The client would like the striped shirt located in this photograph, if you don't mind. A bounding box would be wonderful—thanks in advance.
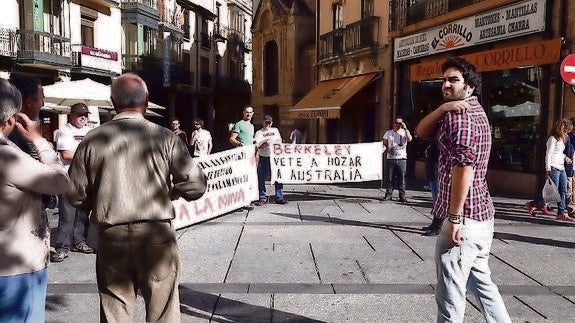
[432,96,494,221]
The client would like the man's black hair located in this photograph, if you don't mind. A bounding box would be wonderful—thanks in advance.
[441,57,481,95]
[9,75,41,100]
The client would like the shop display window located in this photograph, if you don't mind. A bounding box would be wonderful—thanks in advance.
[484,67,542,173]
[408,66,543,174]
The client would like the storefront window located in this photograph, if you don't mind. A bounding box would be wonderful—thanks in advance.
[409,66,543,174]
[484,67,542,173]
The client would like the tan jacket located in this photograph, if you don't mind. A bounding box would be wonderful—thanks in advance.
[0,134,69,276]
[66,111,207,226]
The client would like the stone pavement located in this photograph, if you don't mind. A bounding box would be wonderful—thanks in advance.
[45,182,575,322]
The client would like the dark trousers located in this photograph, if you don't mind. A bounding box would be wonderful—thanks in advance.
[386,159,407,198]
[54,195,90,251]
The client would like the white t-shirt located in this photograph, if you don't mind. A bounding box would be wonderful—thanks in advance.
[191,128,212,157]
[254,127,282,157]
[56,123,91,169]
[382,129,408,160]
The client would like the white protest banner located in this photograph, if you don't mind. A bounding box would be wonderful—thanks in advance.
[173,145,258,229]
[271,142,383,184]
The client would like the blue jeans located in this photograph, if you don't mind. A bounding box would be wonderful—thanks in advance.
[386,159,407,197]
[0,268,47,323]
[549,168,567,214]
[54,195,90,251]
[435,218,511,323]
[257,156,283,201]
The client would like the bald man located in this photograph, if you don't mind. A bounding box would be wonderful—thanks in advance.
[66,73,207,322]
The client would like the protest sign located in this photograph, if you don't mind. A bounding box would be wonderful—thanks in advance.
[173,145,258,229]
[271,142,383,184]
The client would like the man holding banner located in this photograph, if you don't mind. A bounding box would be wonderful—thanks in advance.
[254,115,287,205]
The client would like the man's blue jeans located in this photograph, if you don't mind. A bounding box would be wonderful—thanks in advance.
[435,218,511,323]
[257,156,283,201]
[0,268,47,322]
[386,159,407,198]
[549,168,567,214]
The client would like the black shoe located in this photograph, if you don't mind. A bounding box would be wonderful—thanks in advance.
[382,193,392,201]
[398,196,408,203]
[421,225,432,231]
[276,199,288,205]
[423,228,440,236]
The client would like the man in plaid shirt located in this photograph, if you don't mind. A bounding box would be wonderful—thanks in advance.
[416,57,511,323]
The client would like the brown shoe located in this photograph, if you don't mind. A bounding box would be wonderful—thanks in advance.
[255,199,267,206]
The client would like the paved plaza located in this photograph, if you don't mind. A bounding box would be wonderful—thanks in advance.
[46,182,575,322]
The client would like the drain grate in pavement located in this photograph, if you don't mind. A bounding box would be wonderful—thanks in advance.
[339,198,374,203]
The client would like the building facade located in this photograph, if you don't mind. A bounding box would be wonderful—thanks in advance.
[284,0,391,144]
[251,0,316,138]
[389,0,575,196]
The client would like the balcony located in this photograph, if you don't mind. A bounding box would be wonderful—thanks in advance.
[344,16,379,53]
[213,23,228,42]
[17,30,72,67]
[158,4,183,34]
[121,0,159,29]
[0,27,18,57]
[389,0,482,31]
[71,44,121,75]
[319,28,344,61]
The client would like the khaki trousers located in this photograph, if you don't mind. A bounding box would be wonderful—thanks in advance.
[96,220,180,323]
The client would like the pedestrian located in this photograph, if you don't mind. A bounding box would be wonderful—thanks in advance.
[66,73,207,322]
[564,118,575,215]
[382,116,412,202]
[229,105,256,209]
[416,57,511,322]
[289,121,304,144]
[9,75,58,209]
[421,140,443,236]
[0,79,70,322]
[544,118,574,221]
[51,103,94,262]
[189,118,212,157]
[171,118,188,143]
[254,115,287,205]
[229,105,255,148]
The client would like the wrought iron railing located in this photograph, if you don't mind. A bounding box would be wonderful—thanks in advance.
[319,28,344,61]
[121,0,157,10]
[214,23,228,41]
[344,16,379,52]
[389,0,483,31]
[18,30,71,57]
[0,27,18,57]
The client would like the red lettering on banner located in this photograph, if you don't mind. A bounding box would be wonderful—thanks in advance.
[304,145,312,154]
[178,203,192,221]
[274,144,283,155]
[217,188,245,208]
[294,145,302,153]
[194,197,214,215]
[314,145,321,155]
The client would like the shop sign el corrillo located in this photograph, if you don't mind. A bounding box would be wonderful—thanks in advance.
[394,0,546,62]
[409,38,562,81]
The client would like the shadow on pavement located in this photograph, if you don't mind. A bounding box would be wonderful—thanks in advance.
[179,286,325,322]
[494,232,575,249]
[270,211,423,234]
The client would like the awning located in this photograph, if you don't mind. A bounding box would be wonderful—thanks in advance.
[291,72,381,119]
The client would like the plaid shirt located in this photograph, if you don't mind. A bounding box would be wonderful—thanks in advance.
[432,96,495,221]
